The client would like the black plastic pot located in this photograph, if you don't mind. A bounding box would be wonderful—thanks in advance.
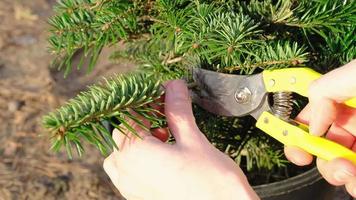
[253,167,349,200]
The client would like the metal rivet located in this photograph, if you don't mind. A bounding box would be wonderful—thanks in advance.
[264,117,269,124]
[235,87,252,104]
[290,76,296,84]
[269,79,275,87]
[282,130,288,136]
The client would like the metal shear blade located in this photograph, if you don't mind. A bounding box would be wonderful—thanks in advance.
[190,68,270,119]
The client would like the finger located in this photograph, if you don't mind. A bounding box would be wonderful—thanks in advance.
[307,60,356,136]
[126,110,151,133]
[284,146,313,166]
[295,104,311,124]
[103,153,121,188]
[149,94,165,118]
[345,178,356,198]
[308,96,337,136]
[164,80,202,146]
[124,110,152,145]
[325,123,355,149]
[287,105,315,166]
[317,158,356,186]
[112,128,128,152]
[316,60,356,101]
[147,95,170,142]
[113,113,151,151]
[151,127,170,142]
[334,104,356,135]
[352,142,356,152]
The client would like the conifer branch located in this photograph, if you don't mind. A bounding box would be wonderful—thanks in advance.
[238,137,287,171]
[48,0,139,76]
[324,25,356,64]
[243,0,356,38]
[221,41,308,73]
[285,0,356,31]
[43,73,164,158]
[241,0,296,25]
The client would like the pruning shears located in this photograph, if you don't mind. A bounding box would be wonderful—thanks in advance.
[190,67,356,165]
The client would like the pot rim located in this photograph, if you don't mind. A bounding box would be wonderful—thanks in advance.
[252,167,322,198]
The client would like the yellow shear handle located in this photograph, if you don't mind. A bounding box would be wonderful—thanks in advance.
[260,68,356,164]
[263,68,356,108]
[256,112,356,165]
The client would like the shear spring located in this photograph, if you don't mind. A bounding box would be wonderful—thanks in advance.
[272,92,293,121]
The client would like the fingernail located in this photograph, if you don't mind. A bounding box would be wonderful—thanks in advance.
[289,156,304,166]
[334,170,355,182]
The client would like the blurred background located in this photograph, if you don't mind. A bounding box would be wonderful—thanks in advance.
[0,0,129,199]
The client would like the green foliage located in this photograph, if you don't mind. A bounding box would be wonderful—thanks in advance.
[243,0,356,37]
[239,137,287,171]
[324,25,356,65]
[48,0,139,76]
[45,0,356,171]
[220,41,308,73]
[43,73,164,158]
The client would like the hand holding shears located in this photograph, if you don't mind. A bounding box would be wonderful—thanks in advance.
[190,67,356,165]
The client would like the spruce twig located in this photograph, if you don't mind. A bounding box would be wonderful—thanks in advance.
[43,73,164,158]
[221,41,308,73]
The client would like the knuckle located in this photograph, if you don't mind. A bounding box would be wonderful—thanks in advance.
[103,160,110,172]
[350,59,356,66]
[103,154,114,172]
[308,79,321,100]
[316,159,345,186]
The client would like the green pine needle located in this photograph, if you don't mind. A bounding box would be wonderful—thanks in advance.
[48,0,138,76]
[43,73,164,157]
[220,41,309,73]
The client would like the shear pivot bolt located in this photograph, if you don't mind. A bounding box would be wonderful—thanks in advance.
[235,87,252,104]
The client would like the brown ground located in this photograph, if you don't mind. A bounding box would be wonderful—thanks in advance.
[0,1,132,199]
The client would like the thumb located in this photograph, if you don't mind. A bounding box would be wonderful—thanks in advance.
[164,80,203,146]
[309,96,337,136]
